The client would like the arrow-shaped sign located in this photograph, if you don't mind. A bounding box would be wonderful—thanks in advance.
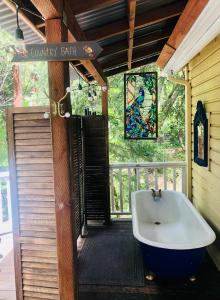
[12,42,103,62]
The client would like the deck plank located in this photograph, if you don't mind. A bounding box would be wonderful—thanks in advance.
[0,234,16,300]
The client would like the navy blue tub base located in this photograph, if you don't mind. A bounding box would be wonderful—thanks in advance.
[141,243,206,279]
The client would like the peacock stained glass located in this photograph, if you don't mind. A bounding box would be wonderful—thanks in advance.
[124,72,158,139]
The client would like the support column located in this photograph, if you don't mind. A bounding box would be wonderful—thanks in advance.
[46,18,77,300]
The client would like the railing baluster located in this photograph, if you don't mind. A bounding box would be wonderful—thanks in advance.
[136,168,140,190]
[119,169,123,212]
[164,167,167,190]
[173,168,176,191]
[110,168,115,213]
[128,168,132,213]
[182,166,186,194]
[145,168,149,190]
[154,168,158,190]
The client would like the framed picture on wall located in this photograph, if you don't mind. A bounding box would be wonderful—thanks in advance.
[193,100,208,167]
[124,72,158,139]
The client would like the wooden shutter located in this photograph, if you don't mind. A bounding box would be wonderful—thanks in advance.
[69,116,84,239]
[83,116,110,224]
[7,107,60,300]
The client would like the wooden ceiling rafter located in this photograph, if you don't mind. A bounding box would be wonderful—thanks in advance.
[31,0,107,85]
[157,0,209,68]
[127,0,136,70]
[84,0,186,41]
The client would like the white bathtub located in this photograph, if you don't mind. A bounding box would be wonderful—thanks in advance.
[131,190,216,278]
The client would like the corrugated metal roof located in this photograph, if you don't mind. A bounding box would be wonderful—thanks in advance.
[76,0,126,31]
[98,33,127,48]
[134,16,178,38]
[0,0,43,44]
[136,0,178,15]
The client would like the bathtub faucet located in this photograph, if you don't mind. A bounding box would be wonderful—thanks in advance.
[151,189,162,201]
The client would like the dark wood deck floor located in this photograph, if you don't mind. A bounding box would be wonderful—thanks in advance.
[78,221,220,300]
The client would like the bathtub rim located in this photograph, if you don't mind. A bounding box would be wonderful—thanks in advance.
[131,190,216,250]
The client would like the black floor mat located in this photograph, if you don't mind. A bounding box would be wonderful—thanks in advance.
[78,226,145,287]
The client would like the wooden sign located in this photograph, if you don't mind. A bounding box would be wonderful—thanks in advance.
[12,42,103,62]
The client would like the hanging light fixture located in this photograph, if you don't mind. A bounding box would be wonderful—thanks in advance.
[15,4,26,52]
[78,76,82,90]
[93,88,97,100]
[88,90,92,101]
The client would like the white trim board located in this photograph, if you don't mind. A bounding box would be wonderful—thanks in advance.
[164,0,220,74]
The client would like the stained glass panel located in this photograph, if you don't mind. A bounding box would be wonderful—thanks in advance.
[124,72,158,139]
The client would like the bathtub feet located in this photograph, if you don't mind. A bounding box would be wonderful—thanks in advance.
[189,275,197,282]
[145,272,156,281]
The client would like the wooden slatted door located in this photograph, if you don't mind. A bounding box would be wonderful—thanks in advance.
[83,116,111,224]
[6,107,60,300]
[69,116,84,240]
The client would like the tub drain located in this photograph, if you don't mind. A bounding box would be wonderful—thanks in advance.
[154,222,161,225]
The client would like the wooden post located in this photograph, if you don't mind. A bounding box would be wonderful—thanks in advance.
[12,64,22,107]
[102,86,108,116]
[46,18,77,300]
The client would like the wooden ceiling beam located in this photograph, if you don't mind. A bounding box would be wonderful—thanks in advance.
[100,27,171,58]
[101,44,162,70]
[127,0,136,70]
[72,0,120,15]
[85,0,186,41]
[31,0,107,85]
[157,0,208,68]
[104,56,157,77]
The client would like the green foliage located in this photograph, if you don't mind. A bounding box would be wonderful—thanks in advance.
[21,61,48,107]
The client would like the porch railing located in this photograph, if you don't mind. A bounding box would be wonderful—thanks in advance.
[110,161,186,217]
[0,171,12,235]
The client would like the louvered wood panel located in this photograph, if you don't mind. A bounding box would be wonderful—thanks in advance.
[6,107,60,300]
[69,116,84,239]
[83,116,110,224]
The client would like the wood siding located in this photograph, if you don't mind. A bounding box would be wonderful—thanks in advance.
[189,35,220,270]
[7,107,60,299]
